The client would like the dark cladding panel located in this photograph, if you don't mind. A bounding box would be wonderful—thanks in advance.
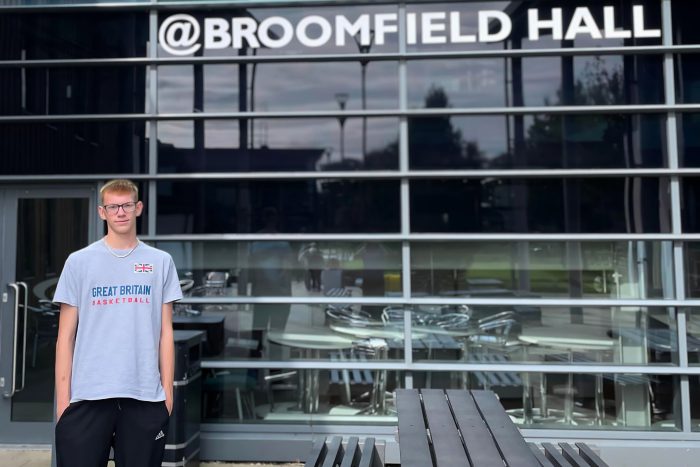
[157,119,399,172]
[408,55,664,109]
[0,67,146,116]
[0,122,147,175]
[411,177,670,233]
[408,113,666,170]
[157,180,400,234]
[0,12,147,60]
[157,62,398,113]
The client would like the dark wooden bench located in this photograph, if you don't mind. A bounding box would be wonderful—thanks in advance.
[396,389,608,467]
[305,435,383,467]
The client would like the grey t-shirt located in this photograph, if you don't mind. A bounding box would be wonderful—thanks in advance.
[53,239,183,403]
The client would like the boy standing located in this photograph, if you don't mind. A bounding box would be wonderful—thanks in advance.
[54,179,182,467]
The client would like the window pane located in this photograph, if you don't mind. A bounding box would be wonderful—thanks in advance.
[411,305,677,365]
[411,178,670,233]
[157,180,400,234]
[408,55,663,108]
[158,62,398,113]
[408,113,666,170]
[172,303,405,363]
[682,178,700,232]
[0,67,146,116]
[406,1,662,52]
[157,119,399,172]
[201,366,402,425]
[0,122,147,175]
[411,241,673,299]
[686,309,700,368]
[154,240,402,298]
[0,12,147,59]
[679,114,700,167]
[675,55,700,104]
[673,0,700,45]
[421,370,677,431]
[687,246,700,298]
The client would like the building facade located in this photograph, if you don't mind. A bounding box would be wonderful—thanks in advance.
[1,0,700,464]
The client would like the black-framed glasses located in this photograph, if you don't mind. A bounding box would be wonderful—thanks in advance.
[101,201,138,215]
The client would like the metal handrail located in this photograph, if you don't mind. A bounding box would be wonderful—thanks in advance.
[3,284,20,398]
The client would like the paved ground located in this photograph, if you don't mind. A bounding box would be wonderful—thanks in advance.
[0,447,302,467]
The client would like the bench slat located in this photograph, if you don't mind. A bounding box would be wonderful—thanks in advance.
[542,442,573,467]
[421,389,470,467]
[358,437,379,467]
[340,437,360,467]
[396,389,434,467]
[575,443,609,467]
[528,443,555,467]
[305,438,327,467]
[559,443,590,467]
[321,436,344,467]
[471,390,541,467]
[447,389,504,467]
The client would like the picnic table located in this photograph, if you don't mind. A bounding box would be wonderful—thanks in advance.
[396,388,609,467]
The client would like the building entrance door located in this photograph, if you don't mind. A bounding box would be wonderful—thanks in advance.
[0,186,95,443]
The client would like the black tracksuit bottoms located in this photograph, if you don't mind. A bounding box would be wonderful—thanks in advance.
[55,398,170,467]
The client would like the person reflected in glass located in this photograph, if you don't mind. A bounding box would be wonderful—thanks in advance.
[299,242,324,292]
[249,207,293,332]
[358,242,387,297]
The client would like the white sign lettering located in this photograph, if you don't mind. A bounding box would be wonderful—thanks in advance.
[158,6,661,55]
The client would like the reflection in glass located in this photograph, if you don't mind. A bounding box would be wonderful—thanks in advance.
[680,311,700,428]
[158,62,398,113]
[692,377,700,431]
[155,241,401,299]
[676,55,700,105]
[0,122,147,175]
[411,241,673,299]
[408,55,663,109]
[12,198,89,422]
[673,1,700,45]
[682,178,700,232]
[0,12,147,59]
[407,110,665,169]
[419,371,677,431]
[157,119,399,172]
[201,366,401,424]
[171,302,404,422]
[412,305,677,365]
[679,114,700,167]
[157,180,400,234]
[687,246,700,298]
[0,67,146,116]
[411,177,670,233]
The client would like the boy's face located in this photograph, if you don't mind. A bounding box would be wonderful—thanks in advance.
[98,191,143,236]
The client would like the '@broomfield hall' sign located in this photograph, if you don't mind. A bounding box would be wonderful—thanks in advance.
[158,5,660,56]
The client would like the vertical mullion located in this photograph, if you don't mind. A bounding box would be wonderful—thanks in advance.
[148,7,158,236]
[398,2,413,388]
[662,0,691,433]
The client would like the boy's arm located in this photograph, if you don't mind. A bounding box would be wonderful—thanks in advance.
[55,303,78,421]
[160,302,175,414]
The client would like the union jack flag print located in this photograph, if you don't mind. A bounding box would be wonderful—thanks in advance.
[134,263,154,273]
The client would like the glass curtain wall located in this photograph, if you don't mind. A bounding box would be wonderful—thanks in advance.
[2,0,700,437]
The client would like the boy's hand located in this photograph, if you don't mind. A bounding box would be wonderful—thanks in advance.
[56,400,70,421]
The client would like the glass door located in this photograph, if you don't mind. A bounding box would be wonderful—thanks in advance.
[0,186,95,443]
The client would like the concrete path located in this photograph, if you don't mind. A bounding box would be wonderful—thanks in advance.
[0,447,303,467]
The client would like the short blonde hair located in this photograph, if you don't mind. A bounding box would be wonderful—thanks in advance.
[100,179,139,204]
